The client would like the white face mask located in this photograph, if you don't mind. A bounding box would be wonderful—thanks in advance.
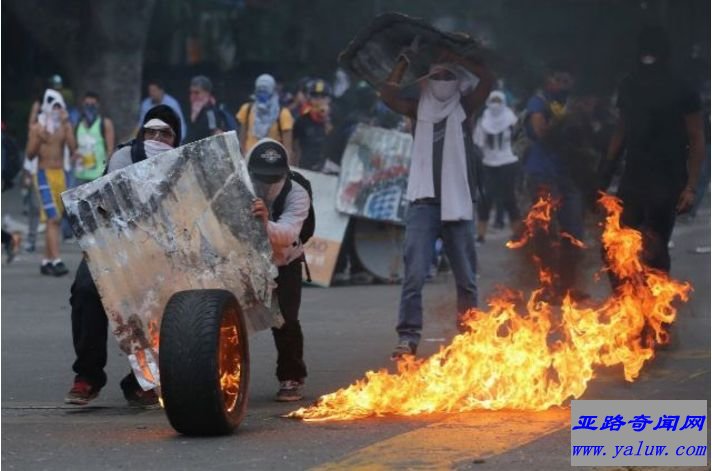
[641,55,657,65]
[144,140,174,159]
[488,102,504,116]
[429,79,458,101]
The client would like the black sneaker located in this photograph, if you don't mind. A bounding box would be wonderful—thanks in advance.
[65,379,101,405]
[123,388,160,409]
[51,261,69,277]
[40,262,53,276]
[390,340,417,360]
[275,380,304,402]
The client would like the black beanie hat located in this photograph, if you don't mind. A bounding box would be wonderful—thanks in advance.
[142,104,182,146]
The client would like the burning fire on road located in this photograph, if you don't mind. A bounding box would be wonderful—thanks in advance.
[289,194,691,421]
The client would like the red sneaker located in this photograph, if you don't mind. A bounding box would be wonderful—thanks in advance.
[65,379,100,405]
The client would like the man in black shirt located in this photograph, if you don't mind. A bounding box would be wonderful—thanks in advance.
[600,26,705,276]
[293,79,332,171]
[185,75,222,144]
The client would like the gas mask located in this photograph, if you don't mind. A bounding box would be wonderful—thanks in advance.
[429,79,458,101]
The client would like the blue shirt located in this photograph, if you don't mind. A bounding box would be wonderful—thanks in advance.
[138,94,186,143]
[523,94,561,178]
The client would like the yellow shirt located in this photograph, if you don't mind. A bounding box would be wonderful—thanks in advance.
[236,103,294,151]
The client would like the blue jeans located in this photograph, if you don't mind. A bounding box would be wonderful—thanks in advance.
[397,203,478,345]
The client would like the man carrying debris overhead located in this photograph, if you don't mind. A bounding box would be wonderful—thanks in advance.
[379,46,493,359]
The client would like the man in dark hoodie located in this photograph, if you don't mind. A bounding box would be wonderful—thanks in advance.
[65,105,182,407]
[599,26,705,279]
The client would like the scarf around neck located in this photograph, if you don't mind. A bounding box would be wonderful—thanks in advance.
[407,73,473,221]
[252,94,280,139]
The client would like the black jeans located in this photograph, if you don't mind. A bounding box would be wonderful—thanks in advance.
[614,187,679,275]
[272,257,307,382]
[70,259,138,393]
[70,259,109,389]
[334,219,367,274]
[477,163,521,223]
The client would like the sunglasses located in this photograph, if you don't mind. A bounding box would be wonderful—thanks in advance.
[144,128,175,141]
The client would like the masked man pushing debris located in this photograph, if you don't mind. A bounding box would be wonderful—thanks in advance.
[248,138,314,401]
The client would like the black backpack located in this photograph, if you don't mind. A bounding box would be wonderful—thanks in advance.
[271,170,315,244]
[217,103,238,131]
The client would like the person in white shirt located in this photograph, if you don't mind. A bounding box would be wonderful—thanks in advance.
[473,90,522,243]
[248,138,311,401]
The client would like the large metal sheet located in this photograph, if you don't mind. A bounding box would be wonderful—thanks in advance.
[61,131,279,390]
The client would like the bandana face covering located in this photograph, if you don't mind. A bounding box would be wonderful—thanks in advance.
[488,102,504,116]
[251,175,285,203]
[255,90,271,104]
[429,79,458,101]
[143,139,174,159]
[83,104,98,125]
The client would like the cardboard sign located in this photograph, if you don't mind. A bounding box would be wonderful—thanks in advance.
[336,124,412,224]
[299,169,350,287]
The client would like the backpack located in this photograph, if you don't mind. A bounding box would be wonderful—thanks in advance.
[271,170,315,245]
[217,103,238,132]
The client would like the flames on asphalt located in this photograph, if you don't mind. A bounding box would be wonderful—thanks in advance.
[289,194,691,421]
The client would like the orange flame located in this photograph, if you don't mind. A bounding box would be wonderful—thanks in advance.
[148,319,160,351]
[289,194,690,421]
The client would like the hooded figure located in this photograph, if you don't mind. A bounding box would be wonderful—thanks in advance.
[480,91,517,137]
[65,103,182,410]
[252,74,281,139]
[237,76,294,159]
[38,89,67,134]
[107,104,182,173]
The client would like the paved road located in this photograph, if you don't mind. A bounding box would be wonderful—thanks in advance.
[2,186,709,470]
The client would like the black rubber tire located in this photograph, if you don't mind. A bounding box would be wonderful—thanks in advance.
[159,289,250,436]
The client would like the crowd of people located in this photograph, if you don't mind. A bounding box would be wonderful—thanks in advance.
[1,24,708,406]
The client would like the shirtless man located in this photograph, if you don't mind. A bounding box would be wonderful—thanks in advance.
[25,89,77,276]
